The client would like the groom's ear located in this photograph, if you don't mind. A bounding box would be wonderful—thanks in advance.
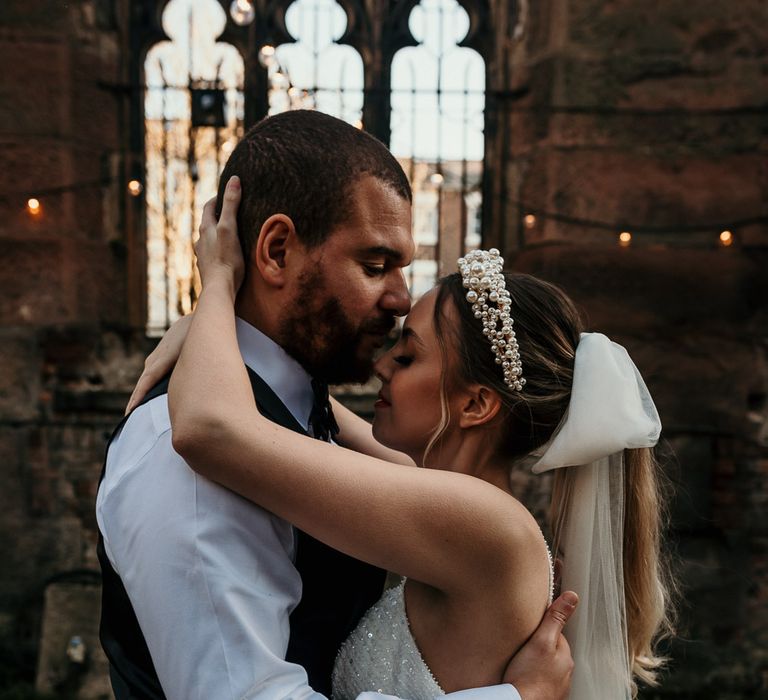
[254,214,299,287]
[457,384,503,429]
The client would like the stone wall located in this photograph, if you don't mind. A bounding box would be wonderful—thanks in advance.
[1,0,766,697]
[484,0,768,696]
[0,1,147,694]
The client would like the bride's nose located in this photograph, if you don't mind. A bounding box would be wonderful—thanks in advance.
[373,353,392,384]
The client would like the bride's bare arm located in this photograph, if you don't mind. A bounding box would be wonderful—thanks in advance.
[125,314,193,414]
[170,177,545,609]
[130,324,413,465]
[127,323,413,466]
[171,286,538,595]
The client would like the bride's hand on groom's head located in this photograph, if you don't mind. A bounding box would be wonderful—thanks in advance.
[126,177,244,415]
[503,591,578,700]
[195,176,245,294]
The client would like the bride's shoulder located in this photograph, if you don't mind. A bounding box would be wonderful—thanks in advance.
[468,479,544,544]
[451,478,549,581]
[438,485,552,645]
[479,491,553,627]
[490,490,550,572]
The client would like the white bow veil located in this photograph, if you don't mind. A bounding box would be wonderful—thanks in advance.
[532,333,662,700]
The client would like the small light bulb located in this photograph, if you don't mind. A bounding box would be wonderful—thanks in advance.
[258,45,276,68]
[618,231,632,247]
[27,198,41,215]
[127,179,143,197]
[719,230,733,247]
[430,172,444,186]
[271,72,289,90]
[523,214,536,229]
[230,0,255,26]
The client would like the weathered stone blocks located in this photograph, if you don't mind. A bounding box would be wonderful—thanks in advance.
[35,577,112,699]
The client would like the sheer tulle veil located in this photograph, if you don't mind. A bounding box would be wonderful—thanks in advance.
[530,333,662,700]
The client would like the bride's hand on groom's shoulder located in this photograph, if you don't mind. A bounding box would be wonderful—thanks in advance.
[503,591,578,700]
[125,314,194,414]
[195,176,245,294]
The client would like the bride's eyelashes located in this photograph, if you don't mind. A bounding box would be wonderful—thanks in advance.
[393,355,413,367]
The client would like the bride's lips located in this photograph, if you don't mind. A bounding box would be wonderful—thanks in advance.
[374,391,391,409]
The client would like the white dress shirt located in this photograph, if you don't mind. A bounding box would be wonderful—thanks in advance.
[96,318,521,700]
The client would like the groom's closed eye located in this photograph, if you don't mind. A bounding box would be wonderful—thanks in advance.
[359,245,410,266]
[364,263,387,275]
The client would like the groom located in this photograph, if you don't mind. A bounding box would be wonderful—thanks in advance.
[96,110,575,700]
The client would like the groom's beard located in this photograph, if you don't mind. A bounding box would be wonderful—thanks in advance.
[277,268,396,384]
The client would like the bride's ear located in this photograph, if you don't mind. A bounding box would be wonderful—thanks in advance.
[457,385,503,429]
[253,214,299,287]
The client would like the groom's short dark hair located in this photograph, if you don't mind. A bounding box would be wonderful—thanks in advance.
[216,110,412,262]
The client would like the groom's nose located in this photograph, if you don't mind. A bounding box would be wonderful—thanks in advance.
[379,269,411,316]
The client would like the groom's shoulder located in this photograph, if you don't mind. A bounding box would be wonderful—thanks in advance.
[105,394,173,473]
[125,392,172,440]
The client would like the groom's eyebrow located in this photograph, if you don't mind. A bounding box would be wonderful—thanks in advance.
[361,245,407,263]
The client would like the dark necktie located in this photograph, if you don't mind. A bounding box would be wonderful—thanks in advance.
[309,378,340,442]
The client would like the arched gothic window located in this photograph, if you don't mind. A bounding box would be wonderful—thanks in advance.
[144,0,244,334]
[135,0,491,331]
[390,0,485,297]
[266,0,364,124]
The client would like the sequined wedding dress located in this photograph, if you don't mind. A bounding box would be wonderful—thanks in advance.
[331,579,443,700]
[332,547,554,700]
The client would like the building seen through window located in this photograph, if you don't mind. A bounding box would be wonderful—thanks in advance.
[268,0,364,123]
[391,0,484,296]
[145,0,244,334]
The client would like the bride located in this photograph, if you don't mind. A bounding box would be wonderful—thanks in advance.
[148,183,673,699]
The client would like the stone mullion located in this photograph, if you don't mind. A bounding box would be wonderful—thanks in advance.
[218,0,287,129]
[125,0,170,331]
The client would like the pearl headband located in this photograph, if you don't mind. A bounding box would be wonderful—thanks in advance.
[458,249,525,391]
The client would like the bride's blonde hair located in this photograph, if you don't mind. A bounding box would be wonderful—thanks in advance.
[428,272,675,694]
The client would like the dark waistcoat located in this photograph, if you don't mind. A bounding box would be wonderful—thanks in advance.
[97,369,386,698]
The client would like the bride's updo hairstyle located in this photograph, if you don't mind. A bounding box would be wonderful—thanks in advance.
[430,272,674,696]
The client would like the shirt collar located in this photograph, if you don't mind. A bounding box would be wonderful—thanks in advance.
[236,317,314,431]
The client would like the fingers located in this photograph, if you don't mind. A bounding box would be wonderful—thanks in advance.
[126,372,155,415]
[537,591,579,647]
[200,196,217,236]
[198,177,239,244]
[217,176,241,237]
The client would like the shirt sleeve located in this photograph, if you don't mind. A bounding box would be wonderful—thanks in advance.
[97,397,325,700]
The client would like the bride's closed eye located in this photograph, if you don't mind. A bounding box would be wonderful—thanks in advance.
[393,355,413,367]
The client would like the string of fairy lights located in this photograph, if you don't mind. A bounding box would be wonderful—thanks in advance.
[518,212,738,248]
[9,174,762,249]
[6,0,765,251]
